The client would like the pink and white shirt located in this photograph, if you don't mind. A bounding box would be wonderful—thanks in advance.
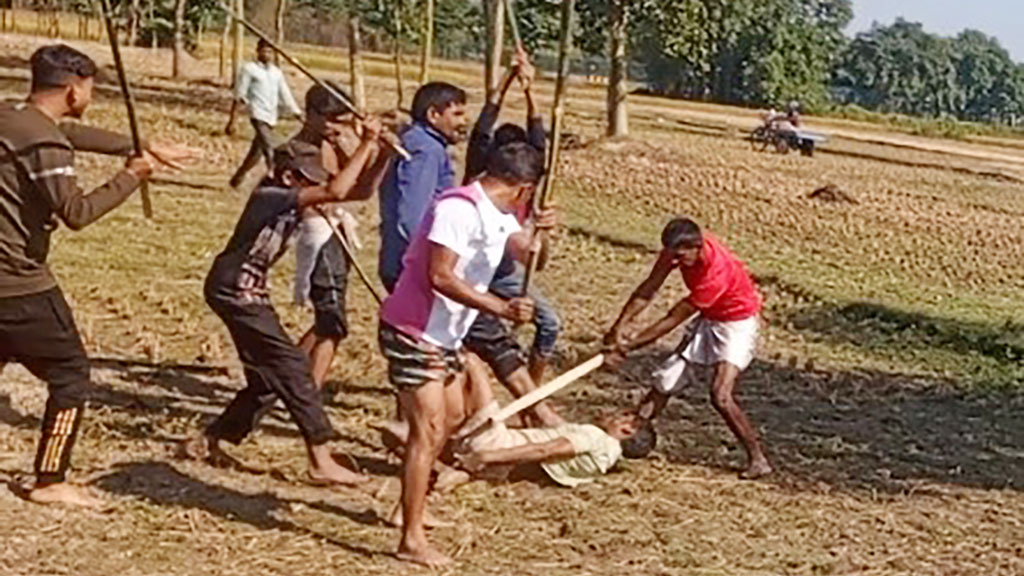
[380,182,521,350]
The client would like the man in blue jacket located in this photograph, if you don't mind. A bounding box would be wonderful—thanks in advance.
[378,82,468,292]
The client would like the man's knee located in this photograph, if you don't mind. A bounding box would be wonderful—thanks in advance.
[409,403,447,448]
[43,357,91,410]
[709,385,733,412]
[535,301,560,334]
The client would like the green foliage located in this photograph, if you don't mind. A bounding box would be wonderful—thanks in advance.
[834,20,1024,123]
[630,0,852,107]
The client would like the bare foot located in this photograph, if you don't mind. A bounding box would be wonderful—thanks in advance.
[308,458,368,487]
[388,502,454,529]
[434,465,470,493]
[740,458,773,480]
[396,539,451,567]
[181,435,261,473]
[26,482,105,508]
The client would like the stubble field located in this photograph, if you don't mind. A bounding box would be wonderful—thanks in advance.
[1,29,1023,576]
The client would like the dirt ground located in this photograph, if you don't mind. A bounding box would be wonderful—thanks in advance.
[1,31,1023,576]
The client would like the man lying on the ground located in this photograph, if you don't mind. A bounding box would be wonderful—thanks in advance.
[454,405,656,488]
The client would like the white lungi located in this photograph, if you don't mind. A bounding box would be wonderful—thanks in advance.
[654,315,759,395]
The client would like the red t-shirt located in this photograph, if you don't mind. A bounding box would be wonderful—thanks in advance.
[680,234,762,321]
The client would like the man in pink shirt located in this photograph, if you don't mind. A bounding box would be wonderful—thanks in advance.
[603,217,772,479]
[378,142,555,567]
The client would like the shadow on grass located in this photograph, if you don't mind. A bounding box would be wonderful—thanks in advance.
[580,349,1024,494]
[94,461,389,556]
[783,300,1024,371]
[0,393,39,429]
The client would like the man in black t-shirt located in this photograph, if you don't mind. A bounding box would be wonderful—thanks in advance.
[184,120,382,486]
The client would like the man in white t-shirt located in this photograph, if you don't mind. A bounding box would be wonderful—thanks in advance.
[378,142,556,567]
[227,39,303,188]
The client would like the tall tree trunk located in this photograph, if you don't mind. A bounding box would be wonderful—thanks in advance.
[348,13,366,111]
[606,0,628,137]
[128,0,139,46]
[274,0,286,64]
[149,0,156,49]
[231,0,243,84]
[418,0,432,85]
[172,0,186,78]
[219,17,229,79]
[392,0,404,109]
[483,0,504,100]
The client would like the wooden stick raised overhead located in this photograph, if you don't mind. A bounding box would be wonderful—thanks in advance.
[217,2,412,160]
[502,0,523,52]
[99,0,153,218]
[520,0,575,296]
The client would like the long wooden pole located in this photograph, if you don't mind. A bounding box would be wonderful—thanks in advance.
[314,207,383,306]
[492,354,603,423]
[456,354,605,442]
[217,2,412,160]
[520,0,574,296]
[502,0,521,52]
[99,0,153,218]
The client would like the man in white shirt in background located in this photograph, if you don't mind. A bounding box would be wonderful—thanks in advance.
[227,39,302,189]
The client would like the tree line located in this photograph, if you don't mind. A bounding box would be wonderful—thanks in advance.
[5,0,1024,129]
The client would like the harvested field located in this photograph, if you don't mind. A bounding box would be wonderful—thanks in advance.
[1,30,1023,576]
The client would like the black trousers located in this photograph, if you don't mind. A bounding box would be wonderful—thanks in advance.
[230,119,276,187]
[0,287,89,484]
[205,298,337,446]
[463,313,524,381]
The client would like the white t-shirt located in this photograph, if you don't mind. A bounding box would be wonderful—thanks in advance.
[380,183,521,349]
[235,61,301,126]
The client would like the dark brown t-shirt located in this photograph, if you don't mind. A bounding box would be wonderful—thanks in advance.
[0,102,141,298]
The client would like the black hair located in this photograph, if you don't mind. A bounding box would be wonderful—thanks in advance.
[257,38,272,51]
[305,82,353,118]
[411,82,466,123]
[30,44,97,92]
[493,123,529,147]
[484,141,544,185]
[620,419,657,459]
[661,217,703,250]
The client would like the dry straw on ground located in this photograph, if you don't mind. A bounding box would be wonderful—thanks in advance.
[0,31,1023,576]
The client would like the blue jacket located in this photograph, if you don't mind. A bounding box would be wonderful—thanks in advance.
[378,121,455,289]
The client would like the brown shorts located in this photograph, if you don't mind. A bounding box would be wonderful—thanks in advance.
[378,323,462,390]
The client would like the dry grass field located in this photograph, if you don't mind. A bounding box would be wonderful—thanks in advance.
[1,27,1023,576]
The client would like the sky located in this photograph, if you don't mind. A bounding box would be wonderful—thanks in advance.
[848,0,1024,62]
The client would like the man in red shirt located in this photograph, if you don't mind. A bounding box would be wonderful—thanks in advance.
[603,217,772,479]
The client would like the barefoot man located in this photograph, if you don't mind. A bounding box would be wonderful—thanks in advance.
[286,83,391,388]
[603,217,773,479]
[184,118,384,486]
[378,142,555,566]
[0,44,194,506]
